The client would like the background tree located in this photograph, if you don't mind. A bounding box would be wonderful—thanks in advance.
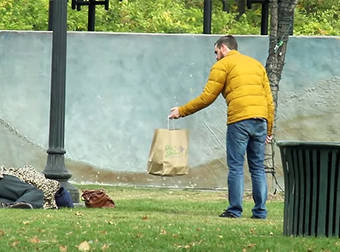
[264,0,298,189]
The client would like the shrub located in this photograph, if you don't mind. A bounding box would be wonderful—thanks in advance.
[0,0,339,35]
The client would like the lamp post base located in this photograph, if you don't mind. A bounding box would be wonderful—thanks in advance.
[44,152,80,203]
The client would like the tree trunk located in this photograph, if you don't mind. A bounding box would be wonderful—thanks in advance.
[264,0,298,191]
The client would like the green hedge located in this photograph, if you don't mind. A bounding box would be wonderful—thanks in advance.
[0,0,339,35]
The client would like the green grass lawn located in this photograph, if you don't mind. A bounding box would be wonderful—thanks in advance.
[0,185,339,251]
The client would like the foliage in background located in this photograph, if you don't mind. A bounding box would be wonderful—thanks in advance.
[0,0,49,30]
[0,0,339,35]
[294,3,340,35]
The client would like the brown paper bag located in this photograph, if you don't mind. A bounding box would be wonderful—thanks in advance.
[147,128,189,176]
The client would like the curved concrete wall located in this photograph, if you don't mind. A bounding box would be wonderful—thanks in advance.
[0,31,339,189]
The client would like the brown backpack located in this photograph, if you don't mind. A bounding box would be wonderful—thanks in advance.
[81,189,115,208]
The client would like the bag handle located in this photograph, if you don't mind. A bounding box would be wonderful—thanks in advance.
[167,117,175,130]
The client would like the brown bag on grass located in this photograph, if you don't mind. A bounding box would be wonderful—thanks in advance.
[147,128,189,176]
[81,189,115,208]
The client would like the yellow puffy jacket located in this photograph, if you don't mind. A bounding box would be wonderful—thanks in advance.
[179,50,274,135]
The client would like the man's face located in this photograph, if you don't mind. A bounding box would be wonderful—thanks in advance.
[214,45,225,61]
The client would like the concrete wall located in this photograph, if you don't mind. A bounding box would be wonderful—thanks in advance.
[0,31,339,189]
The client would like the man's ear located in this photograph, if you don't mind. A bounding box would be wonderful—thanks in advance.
[221,44,230,55]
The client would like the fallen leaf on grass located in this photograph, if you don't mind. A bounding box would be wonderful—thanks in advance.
[249,228,256,234]
[11,241,19,247]
[101,244,110,250]
[22,221,30,225]
[0,230,5,236]
[75,211,83,216]
[175,241,201,249]
[242,243,256,252]
[29,236,40,244]
[78,241,90,251]
[142,216,148,220]
[105,220,115,225]
[176,244,191,249]
[136,232,143,238]
[59,245,68,252]
[37,228,46,233]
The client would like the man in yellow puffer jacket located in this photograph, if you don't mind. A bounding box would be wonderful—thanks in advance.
[169,35,274,219]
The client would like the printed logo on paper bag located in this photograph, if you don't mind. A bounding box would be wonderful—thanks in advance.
[165,145,185,158]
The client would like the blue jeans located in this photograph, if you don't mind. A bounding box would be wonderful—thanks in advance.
[0,175,44,208]
[226,119,268,218]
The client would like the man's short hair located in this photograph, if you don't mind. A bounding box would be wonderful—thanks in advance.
[215,35,238,50]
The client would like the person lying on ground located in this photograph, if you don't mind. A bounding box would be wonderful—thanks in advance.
[0,164,73,209]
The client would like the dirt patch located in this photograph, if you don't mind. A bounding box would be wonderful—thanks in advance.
[66,157,282,192]
[66,158,229,189]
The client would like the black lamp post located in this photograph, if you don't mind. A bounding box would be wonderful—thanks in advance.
[203,0,232,34]
[247,0,269,35]
[44,0,79,203]
[71,0,109,31]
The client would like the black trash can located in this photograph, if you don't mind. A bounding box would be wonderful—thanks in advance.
[277,141,340,237]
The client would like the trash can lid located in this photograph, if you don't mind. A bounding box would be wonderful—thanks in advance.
[277,140,340,148]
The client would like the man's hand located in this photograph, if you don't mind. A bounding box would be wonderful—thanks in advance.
[265,135,273,144]
[168,107,180,119]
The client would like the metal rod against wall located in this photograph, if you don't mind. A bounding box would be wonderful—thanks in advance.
[48,0,54,31]
[261,0,269,35]
[88,0,96,31]
[203,0,212,34]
